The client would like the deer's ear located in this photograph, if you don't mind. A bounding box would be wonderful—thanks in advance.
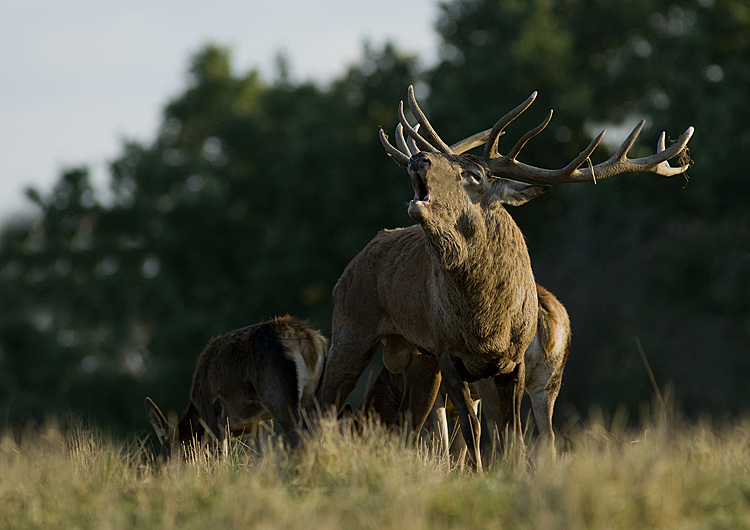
[488,178,551,206]
[145,397,171,443]
[338,403,354,420]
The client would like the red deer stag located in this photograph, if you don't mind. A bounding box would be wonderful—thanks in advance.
[146,315,326,461]
[314,86,693,471]
[360,283,570,459]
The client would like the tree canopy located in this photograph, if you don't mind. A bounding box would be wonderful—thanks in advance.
[0,0,748,436]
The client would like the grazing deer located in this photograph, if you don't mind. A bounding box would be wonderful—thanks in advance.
[145,315,327,461]
[360,283,570,460]
[314,86,693,471]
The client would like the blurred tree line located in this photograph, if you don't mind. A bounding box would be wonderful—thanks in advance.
[0,0,747,436]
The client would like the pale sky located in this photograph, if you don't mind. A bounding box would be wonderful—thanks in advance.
[0,0,439,223]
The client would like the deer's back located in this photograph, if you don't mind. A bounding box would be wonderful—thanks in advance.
[189,316,325,414]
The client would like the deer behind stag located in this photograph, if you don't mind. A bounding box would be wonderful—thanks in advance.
[146,315,326,462]
[314,86,692,472]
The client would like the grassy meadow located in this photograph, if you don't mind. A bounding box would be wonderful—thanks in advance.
[2,408,750,530]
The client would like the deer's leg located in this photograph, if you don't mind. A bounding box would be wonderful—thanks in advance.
[437,355,483,473]
[360,366,404,424]
[398,353,441,444]
[527,371,561,454]
[314,327,380,415]
[483,361,525,456]
[528,385,554,452]
[446,394,479,471]
[257,359,306,447]
[423,390,450,458]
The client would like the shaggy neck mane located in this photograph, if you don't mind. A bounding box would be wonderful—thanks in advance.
[423,205,534,351]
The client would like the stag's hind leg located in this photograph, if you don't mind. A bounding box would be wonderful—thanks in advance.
[527,366,564,455]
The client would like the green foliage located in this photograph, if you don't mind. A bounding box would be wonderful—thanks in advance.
[0,44,418,434]
[429,0,750,415]
[0,1,749,435]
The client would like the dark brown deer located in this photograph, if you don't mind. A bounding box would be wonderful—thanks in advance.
[314,86,693,471]
[145,315,327,461]
[359,283,570,461]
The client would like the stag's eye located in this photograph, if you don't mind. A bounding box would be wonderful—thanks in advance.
[461,170,482,184]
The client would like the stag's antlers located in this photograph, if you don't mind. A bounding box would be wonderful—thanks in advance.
[379,86,694,184]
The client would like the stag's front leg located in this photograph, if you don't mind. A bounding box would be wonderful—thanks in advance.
[479,361,525,459]
[314,325,380,415]
[437,355,483,473]
[398,353,441,443]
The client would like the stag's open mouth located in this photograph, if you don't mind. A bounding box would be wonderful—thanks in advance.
[407,154,432,221]
[411,172,430,203]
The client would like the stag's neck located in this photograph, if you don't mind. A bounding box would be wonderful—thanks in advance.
[423,205,527,276]
[422,206,536,344]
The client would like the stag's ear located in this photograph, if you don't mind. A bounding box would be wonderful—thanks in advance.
[488,177,551,206]
[145,397,172,444]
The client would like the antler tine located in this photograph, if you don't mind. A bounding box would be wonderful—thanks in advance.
[395,123,416,157]
[505,109,554,162]
[555,129,607,176]
[657,131,667,152]
[451,128,492,155]
[483,92,538,160]
[651,132,685,176]
[571,125,694,180]
[487,122,693,183]
[379,128,411,166]
[632,125,694,177]
[650,131,685,176]
[406,85,454,154]
[398,100,438,153]
[612,120,645,162]
[407,125,421,156]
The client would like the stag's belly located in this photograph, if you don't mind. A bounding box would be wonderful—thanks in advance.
[432,297,537,380]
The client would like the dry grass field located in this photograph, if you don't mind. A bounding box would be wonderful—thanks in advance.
[1,406,750,530]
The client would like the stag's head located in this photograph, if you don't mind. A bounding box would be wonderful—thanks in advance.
[381,86,694,227]
[381,87,552,228]
[405,150,549,225]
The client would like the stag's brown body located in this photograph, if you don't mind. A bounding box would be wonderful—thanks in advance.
[146,315,326,460]
[315,86,692,471]
[329,218,538,379]
[317,154,548,472]
[359,283,570,458]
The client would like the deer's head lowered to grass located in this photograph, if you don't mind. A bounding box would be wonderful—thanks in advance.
[146,315,327,463]
[314,86,692,471]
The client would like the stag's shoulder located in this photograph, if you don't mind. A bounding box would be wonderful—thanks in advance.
[374,225,424,246]
[346,225,425,265]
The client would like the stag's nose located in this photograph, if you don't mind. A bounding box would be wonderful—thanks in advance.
[408,153,431,173]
